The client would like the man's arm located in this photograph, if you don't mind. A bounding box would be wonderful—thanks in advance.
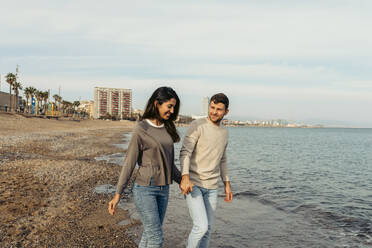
[220,144,233,202]
[179,122,200,194]
[179,122,200,176]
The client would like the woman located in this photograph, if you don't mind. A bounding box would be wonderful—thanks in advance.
[108,86,182,248]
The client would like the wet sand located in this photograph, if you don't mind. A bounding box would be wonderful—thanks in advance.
[0,113,137,247]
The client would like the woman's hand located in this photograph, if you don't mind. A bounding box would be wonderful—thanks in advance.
[180,174,194,195]
[108,194,120,215]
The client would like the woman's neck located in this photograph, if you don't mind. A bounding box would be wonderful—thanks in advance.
[149,118,163,126]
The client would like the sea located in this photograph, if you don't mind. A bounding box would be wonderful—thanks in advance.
[96,127,372,248]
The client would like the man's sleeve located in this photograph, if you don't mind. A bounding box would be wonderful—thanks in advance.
[179,122,201,176]
[220,143,230,182]
[115,131,142,195]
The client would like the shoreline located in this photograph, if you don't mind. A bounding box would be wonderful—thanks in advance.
[3,114,369,247]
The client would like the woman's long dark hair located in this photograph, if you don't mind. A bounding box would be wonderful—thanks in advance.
[141,87,180,142]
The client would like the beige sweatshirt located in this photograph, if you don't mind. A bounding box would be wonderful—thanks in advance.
[180,118,229,189]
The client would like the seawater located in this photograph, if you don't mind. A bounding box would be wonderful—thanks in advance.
[97,127,372,247]
[174,127,372,248]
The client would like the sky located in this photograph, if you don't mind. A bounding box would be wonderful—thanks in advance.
[1,0,371,127]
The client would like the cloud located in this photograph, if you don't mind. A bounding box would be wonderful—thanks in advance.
[1,0,372,126]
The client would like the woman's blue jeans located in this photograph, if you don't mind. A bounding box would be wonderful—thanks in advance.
[133,182,169,248]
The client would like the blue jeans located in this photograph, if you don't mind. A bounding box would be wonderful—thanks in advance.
[186,185,218,248]
[133,182,169,248]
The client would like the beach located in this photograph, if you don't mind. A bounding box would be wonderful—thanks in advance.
[0,113,137,247]
[1,113,371,248]
[0,113,264,248]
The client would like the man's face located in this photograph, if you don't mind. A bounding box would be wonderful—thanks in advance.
[208,101,229,124]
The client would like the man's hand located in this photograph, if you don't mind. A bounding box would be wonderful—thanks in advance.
[180,174,194,195]
[224,181,233,202]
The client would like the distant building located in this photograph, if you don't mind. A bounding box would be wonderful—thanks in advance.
[78,100,94,118]
[192,115,207,120]
[132,109,144,120]
[202,96,209,116]
[93,87,132,119]
[177,114,193,124]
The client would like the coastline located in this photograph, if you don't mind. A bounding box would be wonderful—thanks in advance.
[3,114,369,247]
[0,114,284,248]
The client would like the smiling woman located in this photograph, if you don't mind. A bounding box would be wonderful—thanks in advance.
[141,87,181,142]
[108,86,182,248]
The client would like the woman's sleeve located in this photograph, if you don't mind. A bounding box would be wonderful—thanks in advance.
[115,130,142,195]
[171,148,182,184]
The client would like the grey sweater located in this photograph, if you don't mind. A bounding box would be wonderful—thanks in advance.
[180,118,229,189]
[116,120,182,195]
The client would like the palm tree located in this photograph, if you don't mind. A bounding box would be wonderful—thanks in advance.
[35,90,43,115]
[30,87,37,114]
[64,100,74,115]
[42,91,49,114]
[53,94,62,111]
[24,87,32,113]
[24,86,37,113]
[73,101,80,116]
[53,94,58,109]
[5,73,16,111]
[12,82,23,112]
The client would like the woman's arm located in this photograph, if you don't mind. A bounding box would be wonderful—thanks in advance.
[109,130,142,215]
[115,131,142,195]
[172,156,182,184]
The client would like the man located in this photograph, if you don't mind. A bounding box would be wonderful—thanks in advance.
[180,93,233,248]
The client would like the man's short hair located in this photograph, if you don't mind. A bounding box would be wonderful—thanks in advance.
[210,93,229,110]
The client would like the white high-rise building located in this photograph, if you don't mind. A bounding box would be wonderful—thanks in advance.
[93,87,132,119]
[202,96,209,116]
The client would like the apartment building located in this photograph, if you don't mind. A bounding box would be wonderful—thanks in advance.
[202,96,209,116]
[78,100,94,118]
[93,87,132,119]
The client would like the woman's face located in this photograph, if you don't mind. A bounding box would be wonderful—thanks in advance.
[157,98,177,120]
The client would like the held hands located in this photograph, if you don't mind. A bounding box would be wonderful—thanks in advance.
[108,194,120,215]
[180,174,194,195]
[224,181,233,203]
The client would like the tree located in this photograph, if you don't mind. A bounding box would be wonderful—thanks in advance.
[72,101,80,115]
[24,87,33,113]
[53,94,62,112]
[12,82,23,112]
[5,73,16,111]
[42,91,49,114]
[28,87,37,113]
[35,90,43,115]
[61,100,69,115]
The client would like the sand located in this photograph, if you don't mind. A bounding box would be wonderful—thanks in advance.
[0,113,137,247]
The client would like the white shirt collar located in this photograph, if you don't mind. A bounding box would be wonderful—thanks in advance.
[145,119,165,128]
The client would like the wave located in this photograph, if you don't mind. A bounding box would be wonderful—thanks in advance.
[233,191,259,197]
[291,203,372,244]
[231,191,372,245]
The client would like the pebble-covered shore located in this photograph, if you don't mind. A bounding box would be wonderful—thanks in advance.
[0,113,137,247]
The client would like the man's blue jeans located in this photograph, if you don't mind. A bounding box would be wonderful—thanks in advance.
[186,185,218,248]
[133,182,169,248]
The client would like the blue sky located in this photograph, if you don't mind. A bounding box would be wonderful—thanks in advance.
[1,0,371,127]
